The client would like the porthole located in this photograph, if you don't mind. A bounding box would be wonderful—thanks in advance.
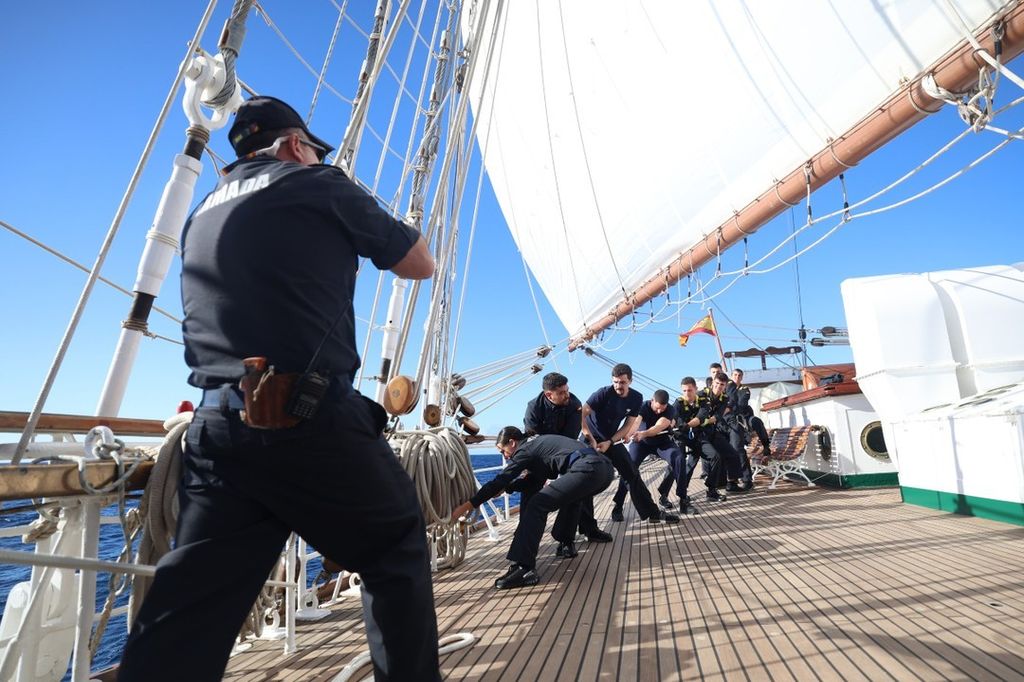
[860,421,889,461]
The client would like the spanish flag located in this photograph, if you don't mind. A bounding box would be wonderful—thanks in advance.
[678,313,717,347]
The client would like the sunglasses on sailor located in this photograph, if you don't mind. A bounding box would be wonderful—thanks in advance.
[298,138,328,162]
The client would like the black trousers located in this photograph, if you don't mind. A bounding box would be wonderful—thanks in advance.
[728,416,769,484]
[513,474,602,537]
[601,442,661,519]
[506,455,614,568]
[750,416,770,447]
[612,441,682,508]
[702,432,742,487]
[657,443,699,498]
[728,426,753,485]
[119,393,440,682]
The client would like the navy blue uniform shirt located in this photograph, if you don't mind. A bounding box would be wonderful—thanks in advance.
[585,385,643,443]
[697,388,731,438]
[672,396,703,447]
[524,391,583,439]
[727,383,753,418]
[637,401,677,447]
[180,157,419,388]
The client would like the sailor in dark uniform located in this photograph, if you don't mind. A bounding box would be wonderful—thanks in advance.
[705,361,724,388]
[450,429,614,589]
[581,363,679,524]
[521,372,613,543]
[699,372,748,499]
[119,96,440,681]
[612,389,692,515]
[656,376,704,507]
[727,368,772,487]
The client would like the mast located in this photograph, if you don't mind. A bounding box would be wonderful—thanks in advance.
[568,6,1024,349]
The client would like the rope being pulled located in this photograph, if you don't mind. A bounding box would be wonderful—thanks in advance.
[390,426,476,569]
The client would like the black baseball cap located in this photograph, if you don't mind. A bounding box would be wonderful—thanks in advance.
[228,96,335,158]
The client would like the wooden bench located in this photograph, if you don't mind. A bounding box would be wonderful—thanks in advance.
[748,425,816,489]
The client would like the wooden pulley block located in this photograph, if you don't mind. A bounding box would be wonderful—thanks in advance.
[383,375,418,416]
[450,373,466,390]
[462,434,486,445]
[458,416,480,436]
[422,403,442,427]
[446,391,460,416]
[457,394,476,417]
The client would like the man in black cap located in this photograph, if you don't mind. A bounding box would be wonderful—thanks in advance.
[450,428,615,589]
[119,96,440,682]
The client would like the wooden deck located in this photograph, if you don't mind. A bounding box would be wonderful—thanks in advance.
[223,462,1024,681]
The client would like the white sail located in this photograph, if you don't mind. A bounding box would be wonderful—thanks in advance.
[469,0,1006,334]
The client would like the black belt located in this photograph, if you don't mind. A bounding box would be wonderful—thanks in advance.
[567,447,599,467]
[199,378,353,412]
[199,385,246,411]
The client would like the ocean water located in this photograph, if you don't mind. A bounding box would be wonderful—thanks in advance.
[0,452,509,678]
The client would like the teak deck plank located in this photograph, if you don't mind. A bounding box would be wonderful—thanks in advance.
[224,462,1024,681]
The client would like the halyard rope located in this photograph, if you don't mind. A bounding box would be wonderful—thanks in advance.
[390,426,476,569]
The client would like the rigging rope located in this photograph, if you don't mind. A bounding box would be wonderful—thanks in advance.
[390,427,476,569]
[0,219,182,326]
[204,0,254,107]
[308,0,349,123]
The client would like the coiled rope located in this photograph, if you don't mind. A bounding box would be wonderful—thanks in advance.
[389,426,476,569]
[332,632,477,682]
[127,412,189,625]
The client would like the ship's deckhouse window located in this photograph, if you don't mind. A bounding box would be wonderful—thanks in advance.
[860,421,889,461]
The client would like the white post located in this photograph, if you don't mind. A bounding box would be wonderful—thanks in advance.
[375,278,408,403]
[96,152,203,416]
[69,500,101,681]
[284,535,296,655]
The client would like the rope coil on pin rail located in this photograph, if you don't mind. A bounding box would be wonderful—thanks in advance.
[388,426,476,569]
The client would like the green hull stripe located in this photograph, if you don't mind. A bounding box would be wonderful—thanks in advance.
[900,486,1024,527]
[800,470,900,489]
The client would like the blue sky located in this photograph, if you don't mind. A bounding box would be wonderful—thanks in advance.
[2,2,1022,437]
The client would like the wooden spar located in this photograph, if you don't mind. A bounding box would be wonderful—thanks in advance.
[0,411,167,437]
[0,461,154,501]
[569,5,1024,349]
[0,411,163,500]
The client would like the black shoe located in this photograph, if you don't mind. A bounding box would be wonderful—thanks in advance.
[586,529,614,543]
[494,563,521,588]
[556,541,578,558]
[611,507,624,522]
[658,495,675,510]
[655,509,679,524]
[706,491,727,502]
[495,564,540,590]
[741,481,754,491]
[725,482,744,493]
